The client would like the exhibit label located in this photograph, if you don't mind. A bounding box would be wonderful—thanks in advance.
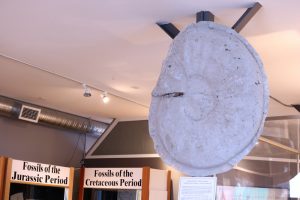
[290,173,300,198]
[178,177,217,200]
[84,168,142,189]
[11,159,70,187]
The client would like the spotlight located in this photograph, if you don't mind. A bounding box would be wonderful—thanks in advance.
[101,92,110,104]
[83,84,91,97]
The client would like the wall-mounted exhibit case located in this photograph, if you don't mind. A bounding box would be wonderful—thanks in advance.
[0,156,7,199]
[3,158,74,200]
[78,167,171,200]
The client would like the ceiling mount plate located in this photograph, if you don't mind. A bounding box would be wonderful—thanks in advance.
[157,2,262,38]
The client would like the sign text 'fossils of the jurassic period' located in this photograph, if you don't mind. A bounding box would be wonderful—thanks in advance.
[10,159,70,186]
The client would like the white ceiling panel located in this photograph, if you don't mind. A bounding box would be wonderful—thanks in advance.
[0,0,299,120]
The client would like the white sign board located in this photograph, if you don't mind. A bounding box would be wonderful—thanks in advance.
[178,177,217,200]
[84,168,142,189]
[290,173,300,198]
[11,159,70,187]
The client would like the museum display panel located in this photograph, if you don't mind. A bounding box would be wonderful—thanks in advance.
[79,167,170,200]
[0,156,7,199]
[3,158,74,200]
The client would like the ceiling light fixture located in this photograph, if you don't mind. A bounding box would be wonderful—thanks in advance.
[83,84,92,97]
[101,92,110,104]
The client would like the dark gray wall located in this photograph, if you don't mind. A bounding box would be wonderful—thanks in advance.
[0,115,85,167]
[93,120,156,155]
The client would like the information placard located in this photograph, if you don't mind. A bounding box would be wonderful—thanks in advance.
[10,159,70,187]
[178,177,217,200]
[290,173,300,198]
[84,168,142,189]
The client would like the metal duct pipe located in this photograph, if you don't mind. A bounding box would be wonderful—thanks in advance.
[0,95,109,135]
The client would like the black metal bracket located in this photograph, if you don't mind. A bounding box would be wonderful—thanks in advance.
[196,11,214,22]
[157,11,214,39]
[156,23,180,39]
[157,2,262,39]
[232,2,262,32]
[292,105,300,112]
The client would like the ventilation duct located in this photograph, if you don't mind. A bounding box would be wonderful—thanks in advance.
[0,95,109,136]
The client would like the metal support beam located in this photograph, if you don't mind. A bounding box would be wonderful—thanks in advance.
[244,155,298,163]
[259,136,299,154]
[234,165,271,177]
[196,11,214,22]
[232,2,262,33]
[292,104,300,112]
[156,23,180,39]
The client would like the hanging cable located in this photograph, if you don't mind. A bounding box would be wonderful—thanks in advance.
[80,118,90,167]
[269,96,293,108]
[66,132,82,166]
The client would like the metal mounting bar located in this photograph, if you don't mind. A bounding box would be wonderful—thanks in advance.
[234,165,271,177]
[232,2,262,33]
[156,23,180,39]
[259,136,299,154]
[292,104,300,112]
[196,11,214,22]
[158,2,261,38]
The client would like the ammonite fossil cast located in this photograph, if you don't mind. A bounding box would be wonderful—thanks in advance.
[149,22,269,176]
